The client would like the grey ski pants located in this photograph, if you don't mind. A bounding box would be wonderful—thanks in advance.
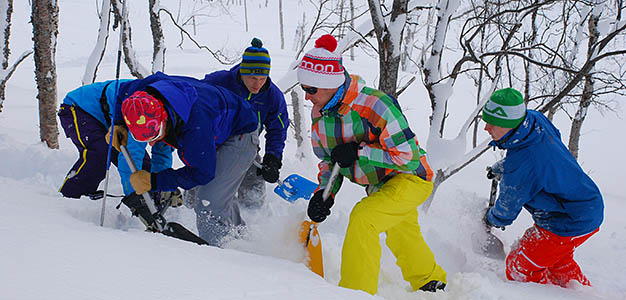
[236,153,267,209]
[191,132,258,246]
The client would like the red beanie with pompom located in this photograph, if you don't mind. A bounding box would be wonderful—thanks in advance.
[297,34,345,89]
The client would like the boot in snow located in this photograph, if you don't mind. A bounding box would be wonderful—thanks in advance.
[419,280,446,292]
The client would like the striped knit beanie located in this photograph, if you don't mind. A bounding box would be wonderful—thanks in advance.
[240,37,271,76]
[297,34,345,89]
[482,88,526,128]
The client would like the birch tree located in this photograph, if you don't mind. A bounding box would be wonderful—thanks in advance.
[111,0,150,78]
[149,0,166,73]
[32,0,59,149]
[82,0,111,85]
[366,0,409,98]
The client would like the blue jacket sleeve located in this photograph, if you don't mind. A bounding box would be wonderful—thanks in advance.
[150,142,173,173]
[487,159,537,228]
[153,119,217,191]
[263,88,289,159]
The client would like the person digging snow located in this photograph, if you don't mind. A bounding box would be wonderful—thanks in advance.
[482,87,604,287]
[58,80,182,208]
[107,72,259,246]
[297,34,447,295]
[201,37,289,209]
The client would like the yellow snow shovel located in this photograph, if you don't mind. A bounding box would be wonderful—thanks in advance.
[299,163,341,277]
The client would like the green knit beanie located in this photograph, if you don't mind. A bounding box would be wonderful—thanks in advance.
[482,88,526,128]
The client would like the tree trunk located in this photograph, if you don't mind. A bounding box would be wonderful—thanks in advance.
[349,0,354,61]
[291,89,303,148]
[367,0,408,98]
[149,0,165,73]
[279,0,284,49]
[0,0,12,110]
[568,13,600,160]
[111,0,149,78]
[82,0,110,85]
[243,0,248,32]
[32,0,59,149]
[0,0,31,112]
[1,0,11,71]
[291,89,307,160]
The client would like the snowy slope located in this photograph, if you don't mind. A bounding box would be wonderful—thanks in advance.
[1,1,625,300]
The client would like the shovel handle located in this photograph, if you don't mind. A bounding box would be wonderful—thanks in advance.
[488,179,498,207]
[119,145,163,231]
[322,163,341,201]
[252,160,283,186]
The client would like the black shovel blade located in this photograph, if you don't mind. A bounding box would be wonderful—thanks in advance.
[481,231,506,260]
[162,222,208,245]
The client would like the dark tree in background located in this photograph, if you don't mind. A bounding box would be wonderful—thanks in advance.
[31,0,59,149]
[367,0,409,99]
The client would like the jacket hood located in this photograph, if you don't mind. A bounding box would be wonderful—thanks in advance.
[147,79,197,123]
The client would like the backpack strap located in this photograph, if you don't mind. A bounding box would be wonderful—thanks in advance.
[99,82,113,126]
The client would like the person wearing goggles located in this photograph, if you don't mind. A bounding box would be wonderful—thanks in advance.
[108,72,259,246]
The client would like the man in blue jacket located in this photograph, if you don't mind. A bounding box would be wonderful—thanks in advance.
[58,80,176,204]
[482,88,604,287]
[202,37,289,208]
[108,72,259,246]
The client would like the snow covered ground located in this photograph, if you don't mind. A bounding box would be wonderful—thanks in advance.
[1,1,625,299]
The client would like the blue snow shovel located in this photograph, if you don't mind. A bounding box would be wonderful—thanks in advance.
[253,161,317,202]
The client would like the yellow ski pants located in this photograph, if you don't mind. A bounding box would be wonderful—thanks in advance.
[338,174,447,295]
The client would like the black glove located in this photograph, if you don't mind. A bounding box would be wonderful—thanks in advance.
[307,190,334,223]
[331,142,359,168]
[486,165,502,181]
[257,154,282,183]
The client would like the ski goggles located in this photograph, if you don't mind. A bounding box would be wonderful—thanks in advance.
[130,120,165,143]
[300,85,318,95]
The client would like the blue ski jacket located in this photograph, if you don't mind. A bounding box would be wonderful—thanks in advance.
[486,110,604,237]
[114,72,258,191]
[202,65,289,159]
[62,80,172,195]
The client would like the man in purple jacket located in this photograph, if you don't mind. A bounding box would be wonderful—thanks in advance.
[201,38,289,208]
[108,72,259,246]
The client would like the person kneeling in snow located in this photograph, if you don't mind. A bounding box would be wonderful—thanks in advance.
[57,80,181,208]
[201,37,289,209]
[482,88,604,287]
[297,34,447,295]
[107,72,259,246]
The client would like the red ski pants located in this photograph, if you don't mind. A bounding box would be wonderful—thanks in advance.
[506,225,598,287]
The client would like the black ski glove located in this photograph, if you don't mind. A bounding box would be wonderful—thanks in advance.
[331,142,359,168]
[486,164,503,181]
[257,153,282,183]
[307,190,334,223]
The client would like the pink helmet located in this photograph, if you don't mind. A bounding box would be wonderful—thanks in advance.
[121,91,168,142]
